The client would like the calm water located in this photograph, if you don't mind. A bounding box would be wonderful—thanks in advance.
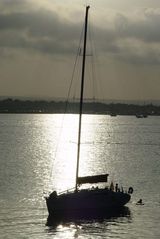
[0,114,160,239]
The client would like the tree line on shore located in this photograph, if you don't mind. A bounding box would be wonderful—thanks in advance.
[0,98,160,115]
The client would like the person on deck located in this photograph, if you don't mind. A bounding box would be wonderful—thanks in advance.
[110,181,114,191]
[115,183,118,192]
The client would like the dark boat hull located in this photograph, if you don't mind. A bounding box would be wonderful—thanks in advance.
[46,188,131,219]
[46,205,130,226]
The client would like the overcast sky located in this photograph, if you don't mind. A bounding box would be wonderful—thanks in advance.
[0,0,160,101]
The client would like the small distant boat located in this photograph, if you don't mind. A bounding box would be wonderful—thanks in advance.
[45,6,132,221]
[136,114,148,118]
[110,112,117,117]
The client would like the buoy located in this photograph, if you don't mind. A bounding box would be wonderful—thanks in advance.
[136,199,144,205]
[128,187,133,194]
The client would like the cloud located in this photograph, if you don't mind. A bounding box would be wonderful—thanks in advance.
[0,0,32,13]
[0,8,82,55]
[0,4,160,65]
[95,8,160,65]
[114,8,160,43]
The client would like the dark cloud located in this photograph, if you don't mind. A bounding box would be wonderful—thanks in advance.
[114,9,160,43]
[95,9,160,64]
[0,9,82,55]
[0,6,160,64]
[0,0,30,13]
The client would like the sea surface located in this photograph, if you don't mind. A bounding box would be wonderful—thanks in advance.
[0,114,160,239]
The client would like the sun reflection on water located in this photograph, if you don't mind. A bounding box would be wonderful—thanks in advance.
[43,114,126,193]
[48,114,79,192]
[45,114,110,193]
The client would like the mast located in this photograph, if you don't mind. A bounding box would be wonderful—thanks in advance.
[75,6,90,191]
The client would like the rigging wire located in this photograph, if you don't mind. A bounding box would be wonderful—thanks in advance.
[88,19,96,101]
[65,24,84,105]
[48,23,85,189]
[90,12,105,102]
[72,25,85,101]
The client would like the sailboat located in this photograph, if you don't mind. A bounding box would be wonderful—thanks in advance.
[45,6,132,220]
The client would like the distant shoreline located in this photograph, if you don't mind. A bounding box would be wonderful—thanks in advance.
[0,98,160,116]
